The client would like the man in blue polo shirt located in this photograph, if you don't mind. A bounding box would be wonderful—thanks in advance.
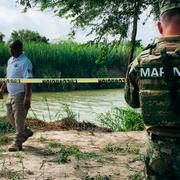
[0,40,33,151]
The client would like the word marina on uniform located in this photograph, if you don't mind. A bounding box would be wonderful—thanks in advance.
[140,67,180,78]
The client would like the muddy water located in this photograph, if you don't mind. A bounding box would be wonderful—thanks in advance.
[0,89,128,123]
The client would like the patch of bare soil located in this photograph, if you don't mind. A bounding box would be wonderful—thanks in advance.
[0,130,147,180]
[26,118,112,132]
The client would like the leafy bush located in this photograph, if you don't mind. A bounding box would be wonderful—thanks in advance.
[0,134,12,145]
[0,117,14,133]
[97,107,144,132]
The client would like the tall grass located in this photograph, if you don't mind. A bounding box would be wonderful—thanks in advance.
[0,43,9,77]
[29,100,78,122]
[0,117,14,133]
[97,107,144,132]
[0,105,144,132]
[0,41,142,91]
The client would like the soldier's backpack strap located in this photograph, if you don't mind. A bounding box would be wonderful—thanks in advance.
[161,48,180,115]
[143,41,157,55]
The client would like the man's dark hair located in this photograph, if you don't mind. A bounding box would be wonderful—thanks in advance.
[10,40,23,51]
[162,8,180,23]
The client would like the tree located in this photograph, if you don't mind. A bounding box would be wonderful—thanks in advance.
[9,29,49,43]
[17,0,160,64]
[0,32,5,43]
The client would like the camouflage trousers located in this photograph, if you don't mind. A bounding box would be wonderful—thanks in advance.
[145,133,180,180]
[6,93,31,146]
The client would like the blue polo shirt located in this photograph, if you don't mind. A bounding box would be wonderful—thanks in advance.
[6,53,33,95]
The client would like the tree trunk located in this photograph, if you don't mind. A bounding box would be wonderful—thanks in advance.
[128,1,140,65]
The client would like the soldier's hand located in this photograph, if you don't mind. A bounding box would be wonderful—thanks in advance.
[23,97,31,110]
[0,89,4,99]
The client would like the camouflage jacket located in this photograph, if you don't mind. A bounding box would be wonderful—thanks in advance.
[124,35,180,136]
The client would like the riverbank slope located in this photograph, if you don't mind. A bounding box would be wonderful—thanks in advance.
[0,130,147,180]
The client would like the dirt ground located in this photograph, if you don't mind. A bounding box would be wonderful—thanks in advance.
[0,130,147,180]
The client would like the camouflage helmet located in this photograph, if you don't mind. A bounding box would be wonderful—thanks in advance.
[160,0,180,15]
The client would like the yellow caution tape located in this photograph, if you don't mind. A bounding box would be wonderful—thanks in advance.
[0,78,126,84]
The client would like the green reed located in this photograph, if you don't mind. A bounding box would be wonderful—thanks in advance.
[97,107,144,132]
[0,41,142,91]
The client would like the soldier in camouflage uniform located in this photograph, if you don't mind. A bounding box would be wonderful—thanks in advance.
[125,0,180,179]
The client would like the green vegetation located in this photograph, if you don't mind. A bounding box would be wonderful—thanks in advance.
[130,172,142,180]
[9,29,49,44]
[0,118,13,146]
[0,105,144,133]
[18,0,160,65]
[37,136,48,143]
[29,98,79,122]
[0,134,12,146]
[0,168,22,180]
[84,174,112,180]
[0,117,14,133]
[0,32,5,43]
[134,154,144,162]
[97,107,144,132]
[0,41,142,91]
[104,144,140,155]
[42,141,113,164]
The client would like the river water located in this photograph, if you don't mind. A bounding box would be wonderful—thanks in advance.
[0,89,128,123]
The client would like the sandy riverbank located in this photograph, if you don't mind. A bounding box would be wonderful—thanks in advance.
[0,130,147,180]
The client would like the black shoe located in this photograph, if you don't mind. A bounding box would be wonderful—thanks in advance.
[23,129,33,143]
[8,144,23,152]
